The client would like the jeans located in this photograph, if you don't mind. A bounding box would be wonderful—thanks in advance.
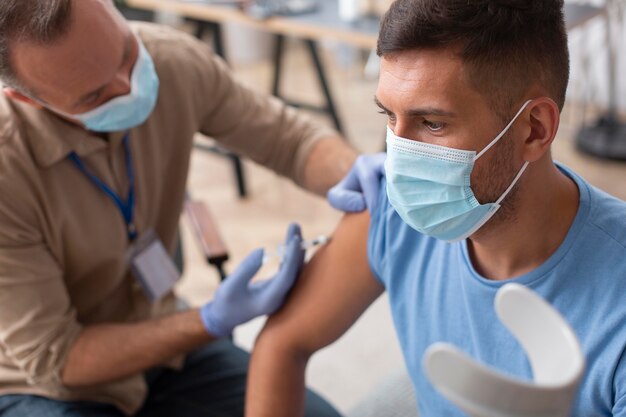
[0,339,341,417]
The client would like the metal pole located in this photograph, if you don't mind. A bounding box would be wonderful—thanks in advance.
[606,0,618,122]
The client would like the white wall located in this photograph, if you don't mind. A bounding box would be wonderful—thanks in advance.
[567,0,626,114]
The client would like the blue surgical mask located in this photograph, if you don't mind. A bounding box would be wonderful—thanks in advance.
[385,100,532,242]
[52,39,160,133]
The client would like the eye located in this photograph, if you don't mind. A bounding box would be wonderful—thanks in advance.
[76,92,101,111]
[377,110,396,123]
[423,120,445,132]
[84,94,100,105]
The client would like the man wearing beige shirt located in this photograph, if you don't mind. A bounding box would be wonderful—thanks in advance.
[0,0,384,416]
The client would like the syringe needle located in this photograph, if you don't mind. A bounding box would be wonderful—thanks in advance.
[263,235,331,263]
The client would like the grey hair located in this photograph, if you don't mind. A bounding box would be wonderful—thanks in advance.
[0,0,73,94]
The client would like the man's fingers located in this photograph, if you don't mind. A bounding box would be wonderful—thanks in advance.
[327,153,387,213]
[267,236,304,297]
[327,188,367,212]
[223,248,264,293]
[284,223,302,245]
[327,167,364,212]
[356,154,386,213]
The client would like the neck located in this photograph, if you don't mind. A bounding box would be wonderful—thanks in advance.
[467,159,579,280]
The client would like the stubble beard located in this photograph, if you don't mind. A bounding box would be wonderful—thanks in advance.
[470,132,525,239]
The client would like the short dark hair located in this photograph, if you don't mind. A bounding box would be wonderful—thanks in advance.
[0,0,73,93]
[377,0,570,119]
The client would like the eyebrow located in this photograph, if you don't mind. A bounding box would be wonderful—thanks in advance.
[374,96,457,118]
[74,32,134,109]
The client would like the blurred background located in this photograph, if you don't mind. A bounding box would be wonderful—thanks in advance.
[117,0,625,413]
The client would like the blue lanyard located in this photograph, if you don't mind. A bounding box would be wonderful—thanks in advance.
[69,134,137,241]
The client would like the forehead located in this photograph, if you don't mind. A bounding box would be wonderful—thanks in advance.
[10,0,128,101]
[376,48,484,111]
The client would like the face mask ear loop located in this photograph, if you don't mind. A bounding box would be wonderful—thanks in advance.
[494,161,530,206]
[475,100,533,161]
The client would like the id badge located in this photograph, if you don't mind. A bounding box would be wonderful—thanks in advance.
[126,230,181,301]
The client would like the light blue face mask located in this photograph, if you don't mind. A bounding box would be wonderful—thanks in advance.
[52,38,160,133]
[385,100,532,242]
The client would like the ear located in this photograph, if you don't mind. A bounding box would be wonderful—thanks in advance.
[3,87,44,109]
[521,98,560,163]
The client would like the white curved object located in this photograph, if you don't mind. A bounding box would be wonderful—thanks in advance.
[423,283,585,417]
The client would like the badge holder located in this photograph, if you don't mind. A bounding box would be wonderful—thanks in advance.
[126,230,181,301]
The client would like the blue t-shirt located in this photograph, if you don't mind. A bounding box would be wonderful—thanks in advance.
[368,164,626,416]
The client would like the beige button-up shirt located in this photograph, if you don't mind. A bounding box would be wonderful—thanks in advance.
[0,22,334,414]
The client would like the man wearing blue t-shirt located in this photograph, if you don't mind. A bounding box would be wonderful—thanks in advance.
[246,0,626,416]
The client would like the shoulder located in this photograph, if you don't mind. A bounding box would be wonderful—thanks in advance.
[0,94,21,148]
[0,96,38,178]
[0,97,43,234]
[133,22,201,52]
[569,166,626,250]
[132,22,231,115]
[587,188,626,249]
[133,22,222,75]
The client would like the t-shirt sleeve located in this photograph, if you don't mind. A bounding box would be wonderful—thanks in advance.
[180,32,337,187]
[0,188,82,394]
[367,177,390,287]
[613,348,626,416]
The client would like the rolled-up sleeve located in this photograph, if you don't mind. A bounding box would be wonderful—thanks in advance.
[0,201,82,394]
[185,36,337,187]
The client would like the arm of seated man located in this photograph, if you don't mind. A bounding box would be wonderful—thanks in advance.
[246,212,384,417]
[61,309,212,387]
[63,224,304,387]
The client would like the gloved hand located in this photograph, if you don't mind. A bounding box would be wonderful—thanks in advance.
[327,153,386,214]
[200,223,305,338]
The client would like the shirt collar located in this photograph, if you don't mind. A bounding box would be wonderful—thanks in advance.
[13,100,128,168]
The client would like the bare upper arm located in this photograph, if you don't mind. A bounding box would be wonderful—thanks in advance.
[255,211,384,355]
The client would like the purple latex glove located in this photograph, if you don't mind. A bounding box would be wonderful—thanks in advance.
[327,153,386,213]
[200,223,304,338]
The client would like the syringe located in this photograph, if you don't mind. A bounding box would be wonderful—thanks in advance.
[263,235,331,264]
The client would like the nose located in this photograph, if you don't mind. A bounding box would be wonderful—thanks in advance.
[391,120,416,141]
[109,71,132,98]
